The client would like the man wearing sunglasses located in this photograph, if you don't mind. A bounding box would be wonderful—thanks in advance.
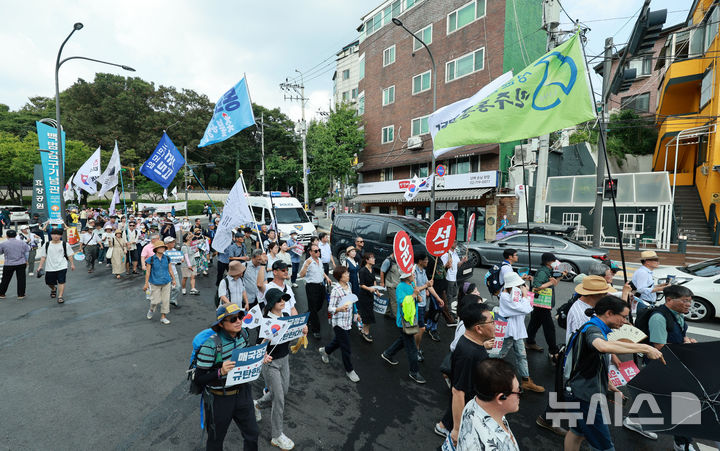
[353,236,365,264]
[456,358,522,451]
[195,302,272,451]
[258,260,298,315]
[299,244,332,338]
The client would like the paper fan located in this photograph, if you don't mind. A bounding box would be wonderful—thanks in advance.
[608,324,647,343]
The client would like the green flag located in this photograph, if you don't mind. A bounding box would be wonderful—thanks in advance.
[433,33,595,148]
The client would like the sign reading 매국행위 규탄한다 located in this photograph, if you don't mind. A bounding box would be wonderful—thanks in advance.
[271,313,310,345]
[225,342,268,387]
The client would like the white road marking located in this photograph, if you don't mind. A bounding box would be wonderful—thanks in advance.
[687,325,720,339]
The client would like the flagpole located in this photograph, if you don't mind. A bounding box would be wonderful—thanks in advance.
[239,170,265,253]
[191,170,221,217]
[119,165,131,265]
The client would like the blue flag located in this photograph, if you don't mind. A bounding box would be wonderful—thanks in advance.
[199,77,256,147]
[140,132,185,189]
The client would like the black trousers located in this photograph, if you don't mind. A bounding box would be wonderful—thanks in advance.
[216,261,229,286]
[526,306,559,354]
[291,262,299,283]
[0,263,27,297]
[325,326,353,371]
[305,282,325,334]
[204,384,258,451]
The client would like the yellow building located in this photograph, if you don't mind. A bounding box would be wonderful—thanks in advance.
[653,0,719,225]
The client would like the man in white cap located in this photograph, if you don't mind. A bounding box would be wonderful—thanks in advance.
[17,224,41,276]
[631,250,668,307]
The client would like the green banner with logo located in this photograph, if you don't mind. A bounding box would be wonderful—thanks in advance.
[433,33,595,148]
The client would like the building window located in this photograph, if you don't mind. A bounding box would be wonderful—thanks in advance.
[626,57,652,77]
[412,70,431,94]
[411,163,429,178]
[414,24,433,51]
[446,48,485,82]
[701,66,714,108]
[383,45,396,67]
[351,88,358,99]
[705,6,719,51]
[358,91,365,115]
[342,91,349,102]
[382,125,395,144]
[382,86,395,106]
[411,115,429,135]
[342,69,350,80]
[359,54,365,80]
[447,0,486,34]
[451,157,471,174]
[621,92,650,112]
[384,167,394,181]
[383,1,402,26]
[405,0,423,9]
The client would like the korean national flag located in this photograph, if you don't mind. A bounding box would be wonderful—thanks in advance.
[199,76,256,147]
[241,305,263,329]
[140,133,185,189]
[258,317,289,340]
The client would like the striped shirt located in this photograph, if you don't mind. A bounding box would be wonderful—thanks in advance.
[196,330,249,389]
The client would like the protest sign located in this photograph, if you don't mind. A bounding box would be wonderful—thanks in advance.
[225,342,268,387]
[271,313,310,345]
[532,288,552,309]
[393,230,414,274]
[425,218,456,257]
[373,294,389,315]
[492,315,508,352]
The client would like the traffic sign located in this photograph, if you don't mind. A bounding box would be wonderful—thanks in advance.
[425,218,456,257]
[393,231,415,274]
[436,164,447,177]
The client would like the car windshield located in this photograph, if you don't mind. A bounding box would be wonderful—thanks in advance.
[274,207,309,224]
[681,258,720,277]
[397,217,431,240]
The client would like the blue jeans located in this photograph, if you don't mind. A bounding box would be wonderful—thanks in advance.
[567,394,615,451]
[383,329,419,374]
[491,336,529,378]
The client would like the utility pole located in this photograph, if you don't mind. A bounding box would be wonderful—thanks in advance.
[261,111,265,192]
[533,0,560,222]
[280,72,309,208]
[184,145,189,213]
[592,37,613,247]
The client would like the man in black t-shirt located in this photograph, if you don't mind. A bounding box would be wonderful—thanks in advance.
[435,302,496,446]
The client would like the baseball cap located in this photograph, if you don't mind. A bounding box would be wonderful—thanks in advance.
[211,302,245,327]
[272,260,289,271]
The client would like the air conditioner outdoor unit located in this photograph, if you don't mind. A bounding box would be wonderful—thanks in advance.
[407,135,423,150]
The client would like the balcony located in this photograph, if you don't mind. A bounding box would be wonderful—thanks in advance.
[653,116,709,186]
[657,58,705,117]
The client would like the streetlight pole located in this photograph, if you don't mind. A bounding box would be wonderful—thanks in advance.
[54,22,135,219]
[392,18,437,220]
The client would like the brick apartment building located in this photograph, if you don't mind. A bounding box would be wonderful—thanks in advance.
[352,0,544,239]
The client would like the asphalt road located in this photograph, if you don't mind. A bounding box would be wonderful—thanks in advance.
[1,261,719,450]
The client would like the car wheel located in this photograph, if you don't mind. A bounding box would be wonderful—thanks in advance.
[338,250,347,265]
[685,296,714,322]
[560,261,579,281]
[466,250,480,267]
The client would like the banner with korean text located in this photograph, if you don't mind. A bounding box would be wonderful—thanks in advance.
[199,76,256,147]
[225,342,268,386]
[36,122,65,223]
[433,33,596,149]
[271,313,309,345]
[140,133,185,189]
[31,164,48,222]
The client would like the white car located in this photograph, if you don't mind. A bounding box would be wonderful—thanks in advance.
[1,205,30,224]
[652,259,720,322]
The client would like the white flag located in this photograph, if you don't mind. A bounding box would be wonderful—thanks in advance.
[429,72,513,158]
[171,186,178,200]
[74,147,102,194]
[97,141,121,196]
[258,317,290,340]
[109,187,120,216]
[64,173,75,202]
[241,305,263,329]
[404,176,421,201]
[163,188,168,200]
[212,177,254,253]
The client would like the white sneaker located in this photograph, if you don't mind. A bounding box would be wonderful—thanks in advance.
[146,309,154,320]
[28,272,34,276]
[160,317,170,325]
[318,347,329,364]
[190,288,199,295]
[182,288,187,295]
[271,433,294,450]
[623,417,657,440]
[253,400,262,422]
[673,442,699,451]
[346,370,360,383]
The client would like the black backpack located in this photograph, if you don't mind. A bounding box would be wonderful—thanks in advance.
[485,262,508,296]
[45,239,69,260]
[634,305,678,339]
[556,293,581,329]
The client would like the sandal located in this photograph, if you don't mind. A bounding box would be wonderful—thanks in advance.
[50,289,57,298]
[116,275,122,279]
[57,297,64,304]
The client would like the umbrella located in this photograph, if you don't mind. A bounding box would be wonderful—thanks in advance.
[626,341,720,441]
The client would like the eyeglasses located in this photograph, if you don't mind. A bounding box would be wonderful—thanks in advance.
[224,315,242,323]
[672,299,693,304]
[504,388,524,397]
[312,249,320,253]
[275,268,289,272]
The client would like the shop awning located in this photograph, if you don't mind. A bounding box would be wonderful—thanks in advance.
[351,188,492,204]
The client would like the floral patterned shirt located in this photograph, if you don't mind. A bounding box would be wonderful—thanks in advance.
[457,398,519,451]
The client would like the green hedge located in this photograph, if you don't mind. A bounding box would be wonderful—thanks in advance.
[21,197,223,216]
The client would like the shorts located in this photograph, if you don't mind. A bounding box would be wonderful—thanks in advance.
[126,248,140,263]
[45,269,67,286]
[567,394,615,451]
[181,266,196,278]
[417,305,426,328]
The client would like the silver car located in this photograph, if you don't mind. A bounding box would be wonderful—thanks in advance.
[467,232,610,280]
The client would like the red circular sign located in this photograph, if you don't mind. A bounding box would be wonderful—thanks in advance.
[393,230,415,274]
[425,218,456,257]
[441,211,455,223]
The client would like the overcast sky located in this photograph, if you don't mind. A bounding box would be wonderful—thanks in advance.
[0,0,688,125]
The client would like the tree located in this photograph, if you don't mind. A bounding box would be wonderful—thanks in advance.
[306,103,364,207]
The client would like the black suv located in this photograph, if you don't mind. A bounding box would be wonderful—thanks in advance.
[330,213,474,281]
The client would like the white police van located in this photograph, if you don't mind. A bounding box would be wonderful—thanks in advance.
[247,192,316,244]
